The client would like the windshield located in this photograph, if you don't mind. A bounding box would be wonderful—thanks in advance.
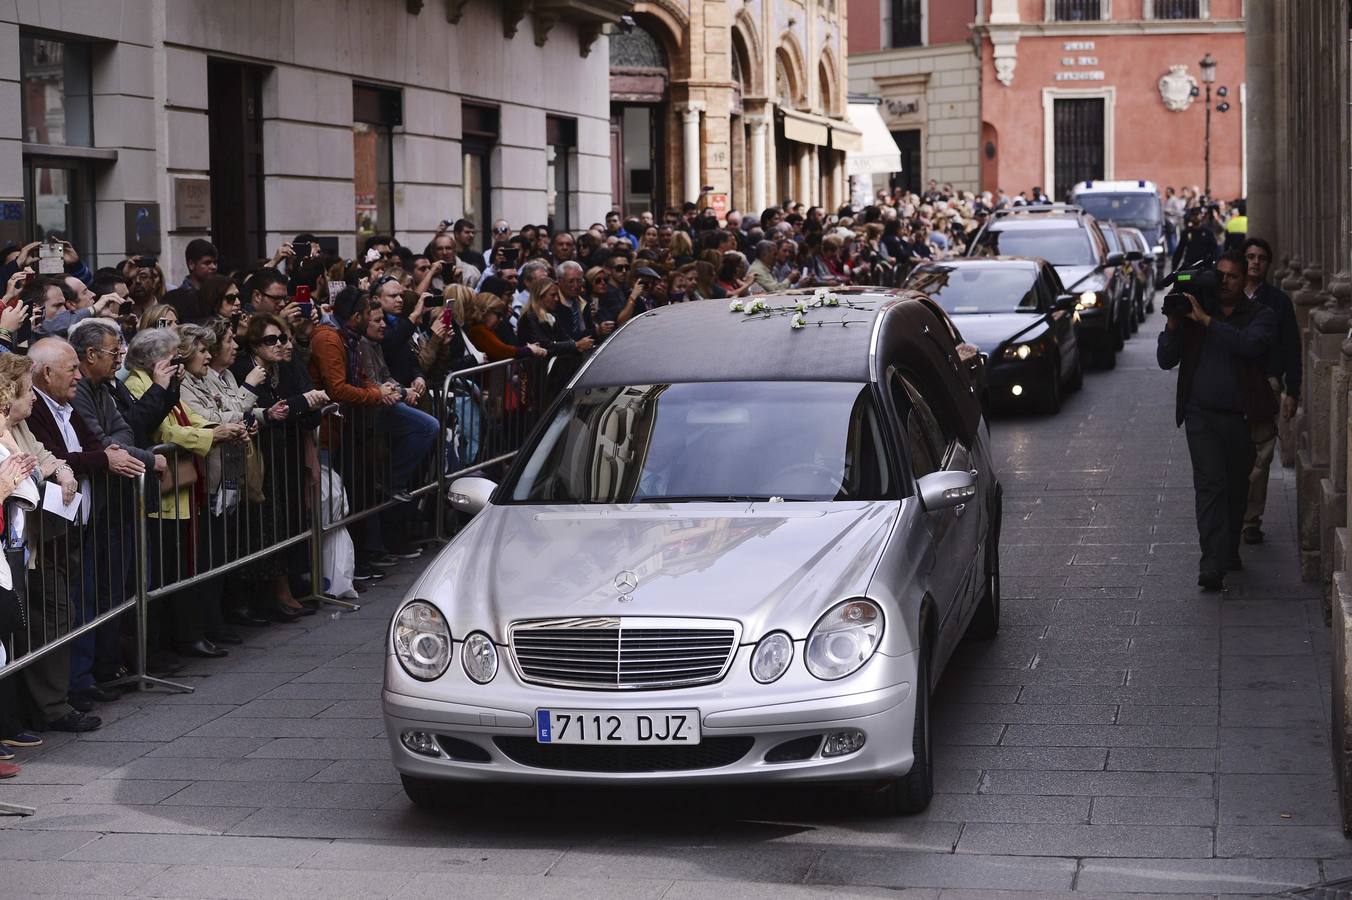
[1100,227,1121,252]
[505,381,893,503]
[1076,193,1162,228]
[907,265,1039,315]
[971,227,1095,266]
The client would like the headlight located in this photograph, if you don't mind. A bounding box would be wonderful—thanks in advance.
[462,631,499,684]
[805,599,884,680]
[1076,290,1100,310]
[750,631,793,683]
[1002,342,1033,360]
[392,601,452,681]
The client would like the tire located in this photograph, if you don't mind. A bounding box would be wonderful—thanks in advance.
[1099,344,1117,370]
[968,497,1002,640]
[1112,317,1125,351]
[1068,349,1085,392]
[872,638,934,815]
[401,774,453,810]
[1039,363,1062,415]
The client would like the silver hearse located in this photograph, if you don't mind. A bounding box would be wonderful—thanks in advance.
[383,289,1002,814]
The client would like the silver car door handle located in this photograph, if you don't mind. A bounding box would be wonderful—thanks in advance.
[954,504,966,517]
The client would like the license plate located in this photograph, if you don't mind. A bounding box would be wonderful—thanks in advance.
[535,709,701,745]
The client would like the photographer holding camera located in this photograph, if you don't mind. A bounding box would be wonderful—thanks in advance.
[1158,251,1278,591]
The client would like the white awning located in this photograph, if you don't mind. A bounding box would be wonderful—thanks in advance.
[781,109,830,146]
[845,102,903,177]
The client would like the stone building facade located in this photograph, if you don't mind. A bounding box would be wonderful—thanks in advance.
[2,0,630,283]
[611,0,856,218]
[845,0,983,194]
[975,0,1246,201]
[1246,4,1350,615]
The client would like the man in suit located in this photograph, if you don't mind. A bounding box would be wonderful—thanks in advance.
[25,338,144,729]
[1240,238,1302,544]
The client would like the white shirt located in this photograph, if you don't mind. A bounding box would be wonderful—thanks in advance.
[34,386,90,522]
[34,387,80,455]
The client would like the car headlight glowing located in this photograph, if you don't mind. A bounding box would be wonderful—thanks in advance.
[392,601,452,681]
[461,631,499,684]
[805,599,884,680]
[1077,290,1099,309]
[750,631,794,683]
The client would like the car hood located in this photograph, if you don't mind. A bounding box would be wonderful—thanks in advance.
[952,313,1045,355]
[1052,264,1098,292]
[409,501,901,643]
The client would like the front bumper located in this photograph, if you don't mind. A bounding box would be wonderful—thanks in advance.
[383,645,917,786]
[985,356,1056,396]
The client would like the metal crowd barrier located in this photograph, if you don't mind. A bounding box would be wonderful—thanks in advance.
[0,354,551,814]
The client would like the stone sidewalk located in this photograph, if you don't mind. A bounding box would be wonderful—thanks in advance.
[0,309,1345,898]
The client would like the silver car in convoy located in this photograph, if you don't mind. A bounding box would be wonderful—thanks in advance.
[383,290,1002,814]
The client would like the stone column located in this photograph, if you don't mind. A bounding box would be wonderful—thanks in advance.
[796,145,811,206]
[748,116,769,214]
[1298,264,1337,582]
[679,102,705,204]
[807,145,819,207]
[1323,268,1352,592]
[1243,0,1277,242]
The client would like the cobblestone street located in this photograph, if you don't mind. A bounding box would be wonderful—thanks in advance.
[0,308,1341,898]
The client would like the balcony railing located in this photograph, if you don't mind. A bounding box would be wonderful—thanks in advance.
[1051,0,1104,22]
[1145,0,1208,18]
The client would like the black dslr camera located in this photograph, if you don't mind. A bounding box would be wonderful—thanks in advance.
[1160,262,1219,319]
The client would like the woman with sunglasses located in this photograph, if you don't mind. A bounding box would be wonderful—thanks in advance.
[233,315,328,618]
[125,327,250,659]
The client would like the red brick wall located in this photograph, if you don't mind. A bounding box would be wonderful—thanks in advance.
[930,0,976,45]
[980,30,1248,199]
[848,0,883,54]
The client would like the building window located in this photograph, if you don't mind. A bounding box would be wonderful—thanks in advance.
[1052,0,1103,21]
[462,102,499,250]
[353,84,401,244]
[1147,0,1204,18]
[20,35,92,147]
[890,0,922,48]
[19,34,95,251]
[546,117,576,234]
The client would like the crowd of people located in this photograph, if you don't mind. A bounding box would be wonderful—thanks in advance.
[0,178,1252,779]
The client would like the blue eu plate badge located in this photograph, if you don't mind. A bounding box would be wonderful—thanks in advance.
[536,709,552,743]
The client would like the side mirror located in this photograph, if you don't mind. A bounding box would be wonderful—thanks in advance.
[447,476,497,516]
[1052,293,1076,312]
[916,470,977,512]
[1104,251,1126,267]
[1124,250,1144,262]
[1152,244,1165,255]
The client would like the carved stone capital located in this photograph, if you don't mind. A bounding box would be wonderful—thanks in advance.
[503,0,528,39]
[1283,257,1306,296]
[445,0,470,23]
[533,10,558,46]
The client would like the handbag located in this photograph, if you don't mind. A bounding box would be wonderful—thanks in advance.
[159,454,198,496]
[243,437,266,503]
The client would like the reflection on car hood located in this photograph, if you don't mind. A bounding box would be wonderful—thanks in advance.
[411,502,900,642]
[951,313,1044,355]
[1053,264,1098,291]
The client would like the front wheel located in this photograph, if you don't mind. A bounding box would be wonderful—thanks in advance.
[968,498,1002,640]
[871,643,933,815]
[1038,364,1062,415]
[401,774,453,810]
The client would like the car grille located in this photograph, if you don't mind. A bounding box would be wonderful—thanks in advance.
[509,617,740,690]
[494,736,754,772]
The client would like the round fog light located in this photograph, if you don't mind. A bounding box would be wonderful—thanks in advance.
[400,730,441,757]
[1010,384,1023,397]
[822,729,866,757]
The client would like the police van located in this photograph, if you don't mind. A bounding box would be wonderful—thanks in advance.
[1069,180,1168,285]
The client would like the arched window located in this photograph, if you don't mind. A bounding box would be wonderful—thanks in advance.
[609,26,668,69]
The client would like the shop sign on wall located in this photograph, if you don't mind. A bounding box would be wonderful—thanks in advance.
[1056,41,1105,82]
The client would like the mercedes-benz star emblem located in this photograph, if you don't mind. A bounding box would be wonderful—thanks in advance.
[614,570,638,599]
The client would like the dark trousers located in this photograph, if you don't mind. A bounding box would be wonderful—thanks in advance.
[1185,408,1256,575]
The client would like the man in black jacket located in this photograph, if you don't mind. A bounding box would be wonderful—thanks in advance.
[1239,237,1301,544]
[1158,251,1278,590]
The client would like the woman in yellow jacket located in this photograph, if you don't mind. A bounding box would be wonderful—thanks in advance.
[124,327,248,659]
